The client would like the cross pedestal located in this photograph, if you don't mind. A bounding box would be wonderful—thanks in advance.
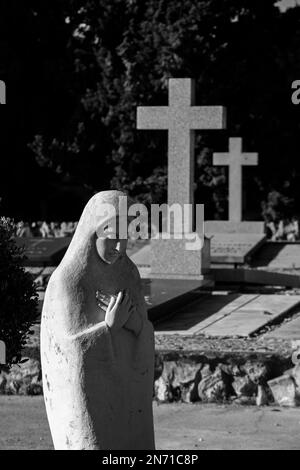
[137,78,226,279]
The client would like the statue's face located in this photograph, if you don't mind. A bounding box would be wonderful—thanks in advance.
[96,217,128,265]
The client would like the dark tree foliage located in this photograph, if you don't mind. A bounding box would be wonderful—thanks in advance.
[0,218,38,368]
[1,1,300,220]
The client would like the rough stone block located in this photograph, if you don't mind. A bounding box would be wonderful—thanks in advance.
[198,367,229,402]
[268,375,298,407]
[232,376,257,397]
[242,361,269,384]
[292,364,300,388]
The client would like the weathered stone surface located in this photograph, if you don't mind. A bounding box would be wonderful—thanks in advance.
[198,367,230,402]
[205,221,265,235]
[171,361,202,387]
[41,191,155,450]
[291,340,300,362]
[154,376,171,403]
[155,360,176,402]
[201,364,213,379]
[256,384,269,406]
[0,375,7,393]
[208,233,265,265]
[241,361,269,384]
[154,355,164,381]
[150,235,211,280]
[154,360,202,403]
[181,382,199,403]
[292,364,300,388]
[232,376,257,397]
[268,375,298,407]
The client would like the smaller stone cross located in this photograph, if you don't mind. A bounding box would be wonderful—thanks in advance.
[213,138,258,223]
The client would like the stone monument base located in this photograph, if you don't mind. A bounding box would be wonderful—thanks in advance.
[150,233,211,281]
[205,221,265,234]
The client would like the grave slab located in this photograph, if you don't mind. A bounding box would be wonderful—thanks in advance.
[144,278,214,323]
[251,242,300,269]
[207,233,266,265]
[130,244,300,287]
[205,221,265,234]
[156,293,258,334]
[156,294,300,337]
[264,316,300,340]
[14,238,71,266]
[200,295,300,337]
[212,268,300,288]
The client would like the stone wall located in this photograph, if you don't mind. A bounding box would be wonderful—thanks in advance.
[154,352,299,406]
[1,347,299,407]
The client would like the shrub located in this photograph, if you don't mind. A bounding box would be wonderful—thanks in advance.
[261,190,295,223]
[0,218,38,368]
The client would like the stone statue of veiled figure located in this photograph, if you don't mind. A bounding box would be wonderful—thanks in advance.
[41,191,155,450]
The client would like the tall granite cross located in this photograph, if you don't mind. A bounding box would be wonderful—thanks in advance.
[137,78,226,280]
[137,79,226,226]
[213,137,258,223]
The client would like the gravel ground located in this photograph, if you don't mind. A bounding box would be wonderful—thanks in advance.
[0,396,299,450]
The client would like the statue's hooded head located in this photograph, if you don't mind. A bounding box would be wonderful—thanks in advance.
[64,190,130,267]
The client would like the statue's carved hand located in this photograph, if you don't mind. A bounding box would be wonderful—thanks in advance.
[99,291,132,331]
[98,290,142,335]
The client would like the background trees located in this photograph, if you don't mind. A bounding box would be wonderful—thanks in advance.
[0,218,38,367]
[1,0,300,221]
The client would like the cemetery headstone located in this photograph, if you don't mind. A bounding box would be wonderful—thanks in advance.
[207,232,266,266]
[251,241,300,270]
[205,137,266,266]
[14,237,71,266]
[214,137,259,224]
[137,78,226,279]
[41,191,155,450]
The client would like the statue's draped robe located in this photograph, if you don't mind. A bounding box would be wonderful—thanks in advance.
[41,192,155,450]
